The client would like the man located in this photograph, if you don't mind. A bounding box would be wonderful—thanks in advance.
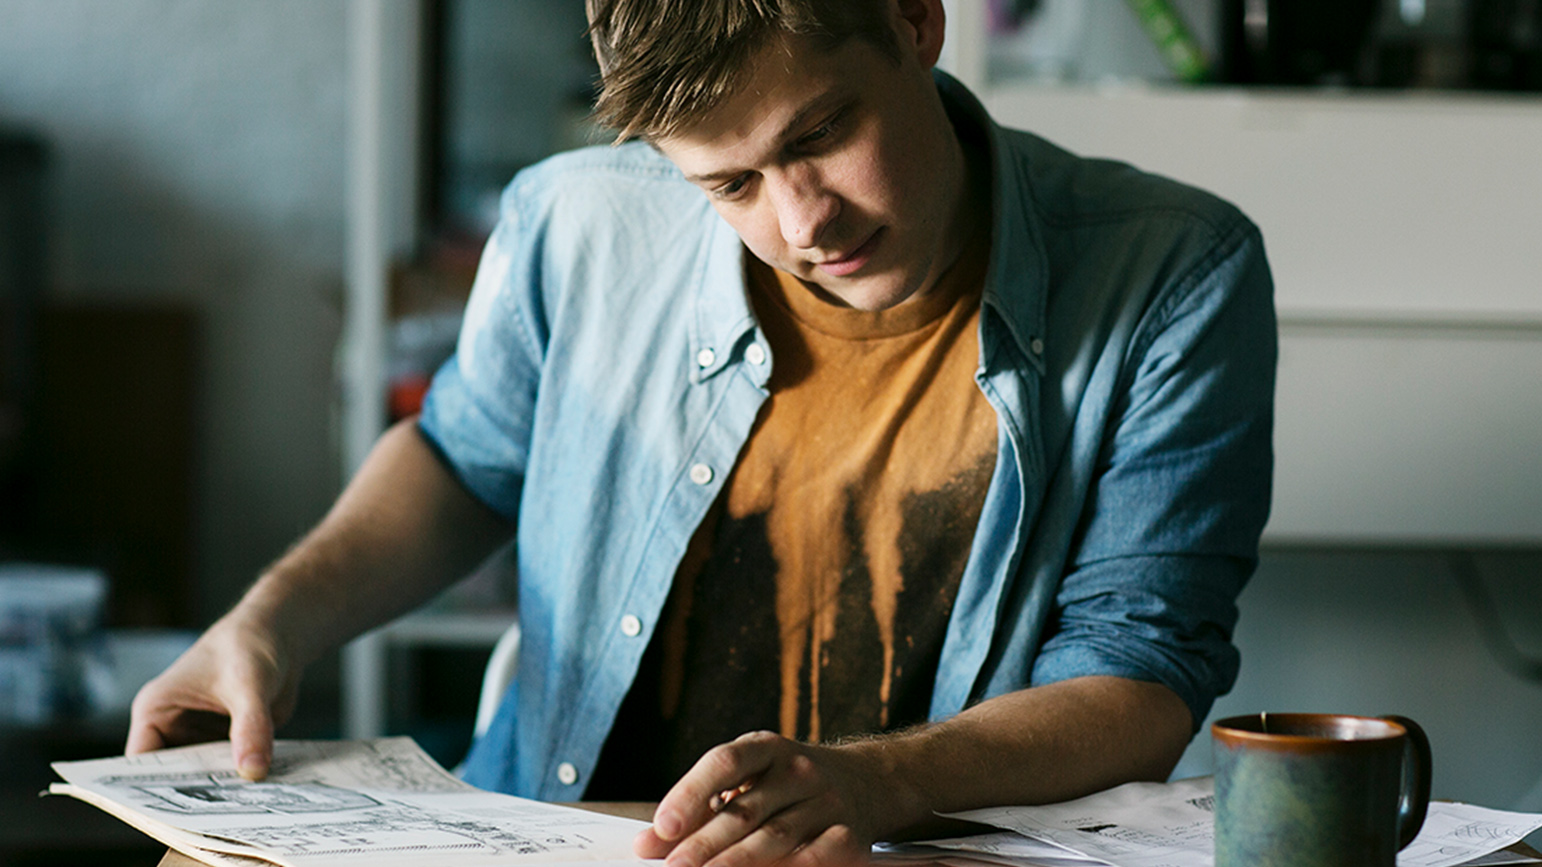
[128,1,1275,866]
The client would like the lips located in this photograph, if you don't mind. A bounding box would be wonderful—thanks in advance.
[815,227,884,278]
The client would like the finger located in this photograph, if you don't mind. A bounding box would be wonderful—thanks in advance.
[673,795,832,867]
[654,732,780,841]
[227,695,275,781]
[660,759,827,867]
[125,717,168,756]
[710,780,754,812]
[127,704,231,754]
[784,821,868,867]
[126,678,171,755]
[634,825,672,859]
[126,681,216,755]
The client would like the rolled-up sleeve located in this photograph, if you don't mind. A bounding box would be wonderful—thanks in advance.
[1030,225,1276,728]
[418,179,549,523]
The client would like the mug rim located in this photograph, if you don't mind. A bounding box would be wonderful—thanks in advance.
[1212,712,1409,748]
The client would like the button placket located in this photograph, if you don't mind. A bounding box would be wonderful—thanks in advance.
[556,762,579,786]
[619,614,642,637]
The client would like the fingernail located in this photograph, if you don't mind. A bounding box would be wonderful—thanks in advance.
[655,810,680,839]
[237,756,267,781]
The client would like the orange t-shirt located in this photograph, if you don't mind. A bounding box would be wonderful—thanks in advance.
[587,238,996,798]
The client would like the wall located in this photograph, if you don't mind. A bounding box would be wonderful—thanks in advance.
[438,0,594,234]
[0,0,349,620]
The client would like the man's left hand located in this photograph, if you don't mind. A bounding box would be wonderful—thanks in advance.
[630,678,1195,867]
[633,730,912,867]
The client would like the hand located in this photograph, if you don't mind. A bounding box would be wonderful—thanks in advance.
[126,610,300,781]
[634,731,917,867]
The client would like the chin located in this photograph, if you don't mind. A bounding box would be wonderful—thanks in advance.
[841,284,920,311]
[794,266,922,311]
[854,273,932,310]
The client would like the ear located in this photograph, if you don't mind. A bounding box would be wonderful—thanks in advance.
[893,0,947,69]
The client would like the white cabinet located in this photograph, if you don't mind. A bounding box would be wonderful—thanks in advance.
[977,84,1542,322]
[1273,324,1542,542]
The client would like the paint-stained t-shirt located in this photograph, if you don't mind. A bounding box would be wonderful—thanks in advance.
[586,235,996,799]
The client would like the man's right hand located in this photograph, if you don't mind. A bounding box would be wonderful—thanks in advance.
[126,609,300,781]
[122,419,514,779]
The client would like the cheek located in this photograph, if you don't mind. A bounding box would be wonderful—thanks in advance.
[830,134,909,217]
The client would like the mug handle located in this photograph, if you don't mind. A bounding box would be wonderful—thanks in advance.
[1383,715,1433,849]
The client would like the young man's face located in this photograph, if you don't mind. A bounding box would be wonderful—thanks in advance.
[653,5,975,311]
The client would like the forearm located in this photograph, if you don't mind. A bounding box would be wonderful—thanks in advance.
[848,676,1193,840]
[641,675,1194,867]
[127,419,511,770]
[232,418,514,669]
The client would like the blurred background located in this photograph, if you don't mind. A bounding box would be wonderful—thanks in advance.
[0,0,1539,864]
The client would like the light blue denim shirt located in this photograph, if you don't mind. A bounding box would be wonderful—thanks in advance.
[424,74,1275,800]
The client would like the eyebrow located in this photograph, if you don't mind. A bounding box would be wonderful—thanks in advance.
[681,90,854,185]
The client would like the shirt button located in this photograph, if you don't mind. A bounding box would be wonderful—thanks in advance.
[745,344,767,365]
[1030,337,1045,356]
[620,614,642,637]
[689,463,714,485]
[696,348,716,368]
[556,762,579,786]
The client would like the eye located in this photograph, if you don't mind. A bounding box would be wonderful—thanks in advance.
[800,124,833,146]
[794,108,847,151]
[712,174,753,202]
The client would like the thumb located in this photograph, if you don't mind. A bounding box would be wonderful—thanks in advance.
[228,697,276,781]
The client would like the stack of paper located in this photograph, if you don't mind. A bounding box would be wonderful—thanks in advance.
[876,776,1542,867]
[51,739,1542,867]
[50,738,653,866]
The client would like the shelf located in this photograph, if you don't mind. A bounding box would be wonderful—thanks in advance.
[372,607,518,646]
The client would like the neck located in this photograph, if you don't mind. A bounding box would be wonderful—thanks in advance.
[925,115,992,301]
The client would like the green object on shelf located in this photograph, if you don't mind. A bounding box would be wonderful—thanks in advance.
[1125,0,1210,82]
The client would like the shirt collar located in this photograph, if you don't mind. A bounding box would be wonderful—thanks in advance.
[935,70,1049,375]
[692,214,760,382]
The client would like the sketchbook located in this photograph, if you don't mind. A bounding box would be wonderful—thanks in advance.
[49,737,655,867]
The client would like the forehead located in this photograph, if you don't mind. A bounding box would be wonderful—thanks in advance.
[654,34,889,170]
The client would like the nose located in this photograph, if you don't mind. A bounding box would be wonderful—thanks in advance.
[770,164,839,250]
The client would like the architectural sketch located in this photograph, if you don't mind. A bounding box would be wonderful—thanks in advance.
[136,779,379,815]
[50,737,650,866]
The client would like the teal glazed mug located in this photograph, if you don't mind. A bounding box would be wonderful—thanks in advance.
[1213,713,1432,867]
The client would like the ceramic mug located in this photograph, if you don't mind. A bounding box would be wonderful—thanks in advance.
[1213,712,1432,867]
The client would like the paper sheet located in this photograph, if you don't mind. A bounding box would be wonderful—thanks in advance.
[942,777,1542,867]
[874,830,1106,867]
[50,738,655,867]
